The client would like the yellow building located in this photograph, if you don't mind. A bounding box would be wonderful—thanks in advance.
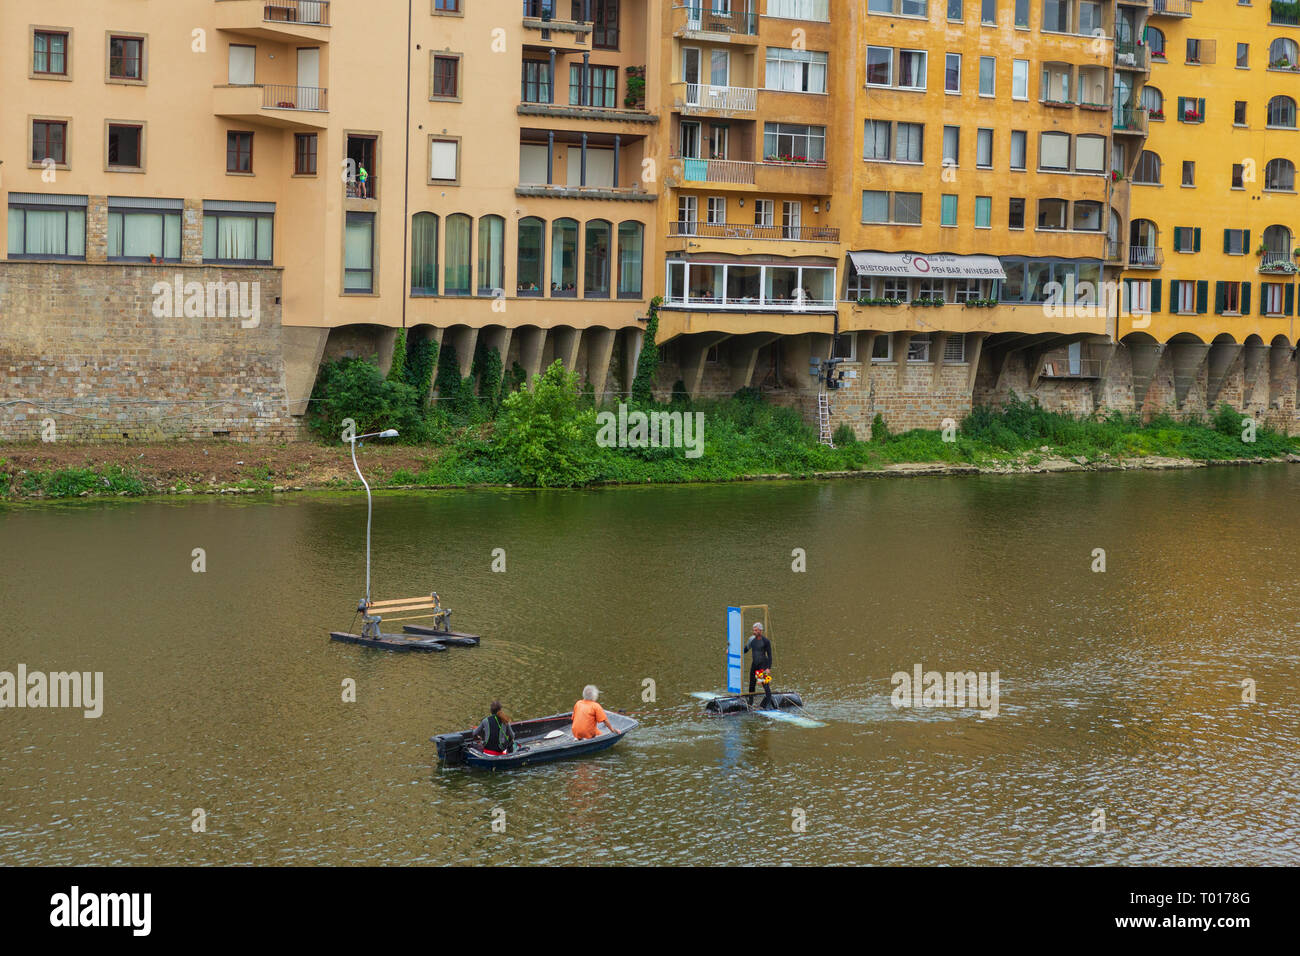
[2,0,1297,440]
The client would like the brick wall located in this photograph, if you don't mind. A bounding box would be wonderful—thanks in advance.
[0,261,299,442]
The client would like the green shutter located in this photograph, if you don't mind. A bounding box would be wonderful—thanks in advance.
[1193,227,1201,252]
[1258,282,1266,316]
[1173,226,1183,250]
[1177,96,1185,119]
[1196,279,1208,313]
[1244,230,1251,253]
[1223,230,1231,253]
[1198,98,1206,121]
[1287,284,1296,315]
[1151,279,1162,313]
[1214,281,1225,314]
[1241,281,1251,315]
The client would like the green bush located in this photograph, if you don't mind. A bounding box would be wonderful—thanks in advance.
[832,423,858,447]
[870,413,891,443]
[631,296,662,404]
[494,359,593,486]
[308,356,426,442]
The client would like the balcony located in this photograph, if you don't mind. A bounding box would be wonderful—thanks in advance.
[764,0,830,20]
[521,1,593,51]
[1128,246,1163,269]
[1114,41,1149,71]
[672,2,759,40]
[213,83,328,129]
[670,221,839,242]
[664,291,836,311]
[1105,239,1126,263]
[677,156,757,185]
[214,0,331,42]
[1259,251,1300,273]
[1270,1,1300,25]
[1150,0,1192,16]
[674,82,758,114]
[1113,106,1149,134]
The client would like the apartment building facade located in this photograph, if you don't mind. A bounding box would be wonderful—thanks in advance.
[2,0,1297,442]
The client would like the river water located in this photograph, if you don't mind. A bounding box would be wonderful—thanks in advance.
[2,467,1298,866]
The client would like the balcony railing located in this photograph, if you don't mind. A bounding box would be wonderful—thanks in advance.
[1259,251,1299,272]
[1128,245,1163,268]
[265,0,330,24]
[664,291,836,310]
[1113,106,1149,133]
[262,83,327,111]
[1114,41,1149,70]
[674,3,759,36]
[765,0,830,20]
[1270,1,1300,26]
[669,221,840,242]
[678,156,756,184]
[1105,239,1126,262]
[1150,0,1192,16]
[683,83,757,112]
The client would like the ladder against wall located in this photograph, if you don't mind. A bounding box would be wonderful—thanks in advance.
[818,392,833,447]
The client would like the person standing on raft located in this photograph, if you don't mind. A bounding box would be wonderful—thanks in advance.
[745,622,776,709]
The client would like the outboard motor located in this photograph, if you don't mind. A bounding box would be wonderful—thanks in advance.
[434,729,473,765]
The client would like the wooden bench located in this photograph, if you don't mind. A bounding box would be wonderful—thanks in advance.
[363,593,450,626]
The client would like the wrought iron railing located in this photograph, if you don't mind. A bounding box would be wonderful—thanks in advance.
[262,84,327,110]
[1114,41,1148,70]
[1150,0,1192,15]
[674,3,759,35]
[264,1,330,25]
[669,221,840,242]
[1113,106,1148,132]
[1128,246,1163,268]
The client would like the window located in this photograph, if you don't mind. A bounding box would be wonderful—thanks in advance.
[866,46,893,86]
[107,123,143,170]
[1079,2,1101,35]
[974,195,991,228]
[108,35,144,81]
[949,0,963,19]
[952,280,982,303]
[870,0,929,14]
[1268,95,1297,128]
[1235,101,1248,125]
[1265,158,1296,191]
[1043,0,1071,32]
[1142,86,1164,119]
[432,54,460,99]
[982,0,996,24]
[1262,282,1286,316]
[763,123,826,163]
[1010,130,1027,170]
[941,194,958,226]
[765,48,828,93]
[617,221,643,297]
[677,195,697,231]
[1015,0,1029,26]
[477,215,505,295]
[1182,161,1195,186]
[833,333,857,361]
[1177,96,1205,123]
[1126,279,1152,315]
[1186,38,1215,65]
[1134,150,1161,183]
[31,120,68,166]
[226,131,253,173]
[412,212,440,295]
[944,334,967,363]
[202,206,273,264]
[1073,200,1102,231]
[593,0,620,49]
[1232,163,1245,188]
[1271,37,1299,69]
[228,44,255,85]
[6,195,86,259]
[979,56,995,96]
[945,53,961,93]
[551,218,578,295]
[108,201,181,262]
[1009,197,1026,229]
[347,134,377,198]
[434,0,461,11]
[872,335,893,362]
[1037,198,1068,229]
[1172,226,1201,253]
[1075,134,1105,173]
[584,220,611,297]
[342,215,375,291]
[706,196,727,224]
[976,128,993,168]
[1224,229,1248,255]
[943,126,959,166]
[895,122,923,162]
[1012,60,1028,99]
[898,49,927,89]
[1238,42,1250,68]
[522,60,551,103]
[881,278,910,300]
[1217,281,1245,315]
[33,30,68,76]
[1173,280,1197,314]
[862,191,888,222]
[1040,131,1070,171]
[429,137,459,184]
[861,191,921,224]
[443,213,471,295]
[570,64,617,107]
[1147,28,1166,60]
[864,119,891,160]
[907,334,932,363]
[754,199,775,227]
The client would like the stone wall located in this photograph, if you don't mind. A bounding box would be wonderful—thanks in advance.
[0,261,298,442]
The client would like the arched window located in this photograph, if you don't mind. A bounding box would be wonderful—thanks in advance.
[1129,218,1159,267]
[1145,27,1166,59]
[1140,85,1163,119]
[444,213,471,295]
[517,216,545,296]
[1270,37,1299,69]
[583,219,611,298]
[1265,158,1296,191]
[1268,95,1297,128]
[1134,150,1161,184]
[476,215,504,295]
[410,212,438,295]
[617,221,643,298]
[551,218,578,297]
[1263,224,1292,254]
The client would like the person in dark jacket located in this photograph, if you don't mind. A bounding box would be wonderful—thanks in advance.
[745,622,776,709]
[472,700,517,755]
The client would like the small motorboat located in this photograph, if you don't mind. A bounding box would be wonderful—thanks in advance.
[434,710,638,769]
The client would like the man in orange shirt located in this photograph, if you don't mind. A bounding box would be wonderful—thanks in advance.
[571,685,619,740]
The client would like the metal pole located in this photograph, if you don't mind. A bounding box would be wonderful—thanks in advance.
[350,437,374,605]
[581,132,588,186]
[613,134,621,188]
[547,129,555,184]
[548,48,556,104]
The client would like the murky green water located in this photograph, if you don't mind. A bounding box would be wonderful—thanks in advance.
[2,468,1297,865]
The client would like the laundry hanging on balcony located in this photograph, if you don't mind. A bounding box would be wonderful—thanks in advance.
[847,251,1007,280]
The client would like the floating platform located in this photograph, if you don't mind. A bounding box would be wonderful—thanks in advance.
[433,711,638,769]
[692,690,825,727]
[399,625,480,646]
[329,630,450,652]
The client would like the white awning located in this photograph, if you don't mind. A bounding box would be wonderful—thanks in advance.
[847,251,1006,280]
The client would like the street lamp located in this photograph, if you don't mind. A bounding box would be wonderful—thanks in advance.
[349,428,399,607]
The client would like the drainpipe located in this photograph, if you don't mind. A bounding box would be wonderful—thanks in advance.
[582,52,590,107]
[548,48,556,104]
[613,134,621,189]
[581,132,588,187]
[401,0,412,332]
[547,130,555,185]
